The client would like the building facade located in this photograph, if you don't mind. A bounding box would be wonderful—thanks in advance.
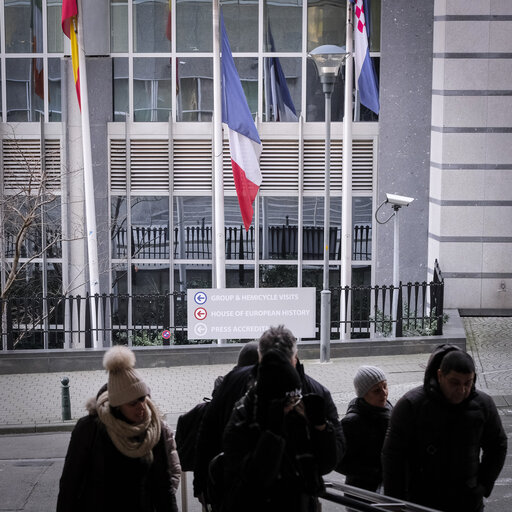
[1,0,511,348]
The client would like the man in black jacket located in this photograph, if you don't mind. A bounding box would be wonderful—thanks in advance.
[382,344,507,512]
[193,325,345,505]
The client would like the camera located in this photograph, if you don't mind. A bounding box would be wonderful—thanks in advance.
[385,193,414,207]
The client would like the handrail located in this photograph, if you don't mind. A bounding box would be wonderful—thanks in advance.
[321,482,441,512]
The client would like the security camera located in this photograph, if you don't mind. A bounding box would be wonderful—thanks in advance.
[385,193,414,207]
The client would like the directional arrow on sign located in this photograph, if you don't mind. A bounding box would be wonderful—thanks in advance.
[194,291,207,305]
[194,307,207,320]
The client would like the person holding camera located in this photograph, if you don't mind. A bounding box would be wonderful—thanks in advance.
[220,349,338,512]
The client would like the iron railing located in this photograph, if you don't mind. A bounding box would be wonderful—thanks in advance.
[112,223,373,261]
[320,481,441,512]
[333,260,444,339]
[0,262,444,350]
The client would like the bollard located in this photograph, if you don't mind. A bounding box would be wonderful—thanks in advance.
[61,376,72,421]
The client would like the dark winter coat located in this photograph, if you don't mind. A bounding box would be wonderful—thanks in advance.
[382,344,508,512]
[194,359,345,498]
[338,397,392,491]
[221,388,339,512]
[57,401,180,512]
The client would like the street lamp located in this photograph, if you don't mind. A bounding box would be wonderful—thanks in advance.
[375,193,414,337]
[309,45,349,363]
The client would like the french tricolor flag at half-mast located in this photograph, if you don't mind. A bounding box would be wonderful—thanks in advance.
[221,12,262,232]
[350,0,379,114]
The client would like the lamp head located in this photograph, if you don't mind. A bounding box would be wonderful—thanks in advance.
[308,45,349,90]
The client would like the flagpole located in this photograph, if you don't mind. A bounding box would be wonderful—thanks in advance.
[341,1,354,340]
[212,0,226,290]
[76,0,101,347]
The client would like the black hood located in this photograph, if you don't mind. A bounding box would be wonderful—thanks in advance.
[423,344,477,398]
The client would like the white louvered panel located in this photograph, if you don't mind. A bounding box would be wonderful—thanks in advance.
[44,140,61,189]
[110,139,127,190]
[174,141,212,190]
[130,140,169,191]
[2,139,61,190]
[222,140,300,191]
[304,140,343,191]
[352,140,374,191]
[260,140,300,191]
[222,140,235,191]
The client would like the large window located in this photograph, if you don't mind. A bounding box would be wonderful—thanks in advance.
[106,0,380,123]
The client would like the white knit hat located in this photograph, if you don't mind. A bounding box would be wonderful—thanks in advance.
[353,365,387,398]
[103,346,150,407]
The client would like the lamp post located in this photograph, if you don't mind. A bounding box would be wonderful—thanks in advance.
[309,45,349,363]
[375,193,414,337]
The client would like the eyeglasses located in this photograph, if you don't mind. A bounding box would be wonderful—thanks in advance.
[284,389,302,407]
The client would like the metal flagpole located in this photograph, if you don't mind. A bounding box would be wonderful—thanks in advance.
[76,0,101,347]
[212,0,226,347]
[340,1,354,341]
[212,0,226,291]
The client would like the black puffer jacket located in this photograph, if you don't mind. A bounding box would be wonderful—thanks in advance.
[382,344,508,512]
[194,360,345,498]
[338,397,392,491]
[221,388,338,512]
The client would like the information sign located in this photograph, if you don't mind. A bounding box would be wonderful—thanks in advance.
[187,287,316,340]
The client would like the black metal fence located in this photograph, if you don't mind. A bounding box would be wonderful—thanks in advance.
[334,260,444,338]
[0,262,444,350]
[113,223,372,261]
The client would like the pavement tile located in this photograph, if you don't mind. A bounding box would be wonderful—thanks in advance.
[1,316,511,430]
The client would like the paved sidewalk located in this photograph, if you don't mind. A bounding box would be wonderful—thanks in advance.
[1,316,511,432]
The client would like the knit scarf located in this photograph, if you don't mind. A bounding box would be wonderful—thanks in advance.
[96,391,161,461]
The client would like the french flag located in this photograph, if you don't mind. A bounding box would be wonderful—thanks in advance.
[221,13,262,231]
[350,0,379,114]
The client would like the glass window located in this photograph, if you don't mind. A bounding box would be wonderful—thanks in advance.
[6,58,44,122]
[4,197,39,259]
[176,0,212,52]
[353,197,372,261]
[306,58,345,122]
[226,264,255,288]
[131,196,170,259]
[48,58,61,121]
[48,0,64,53]
[44,195,62,258]
[177,57,213,122]
[263,57,301,122]
[302,196,341,260]
[111,196,128,259]
[111,0,129,52]
[224,196,249,259]
[307,0,346,52]
[223,1,258,52]
[260,264,297,287]
[259,196,298,260]
[133,57,172,122]
[113,57,129,121]
[368,0,381,52]
[5,0,41,53]
[234,57,258,118]
[133,0,170,53]
[132,263,170,294]
[173,196,212,260]
[264,0,302,53]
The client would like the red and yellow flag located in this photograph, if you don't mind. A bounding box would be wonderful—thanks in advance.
[61,0,81,109]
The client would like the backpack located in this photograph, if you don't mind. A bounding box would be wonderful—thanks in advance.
[175,398,210,472]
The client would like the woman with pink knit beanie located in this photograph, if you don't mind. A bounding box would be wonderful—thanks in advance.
[57,345,180,512]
